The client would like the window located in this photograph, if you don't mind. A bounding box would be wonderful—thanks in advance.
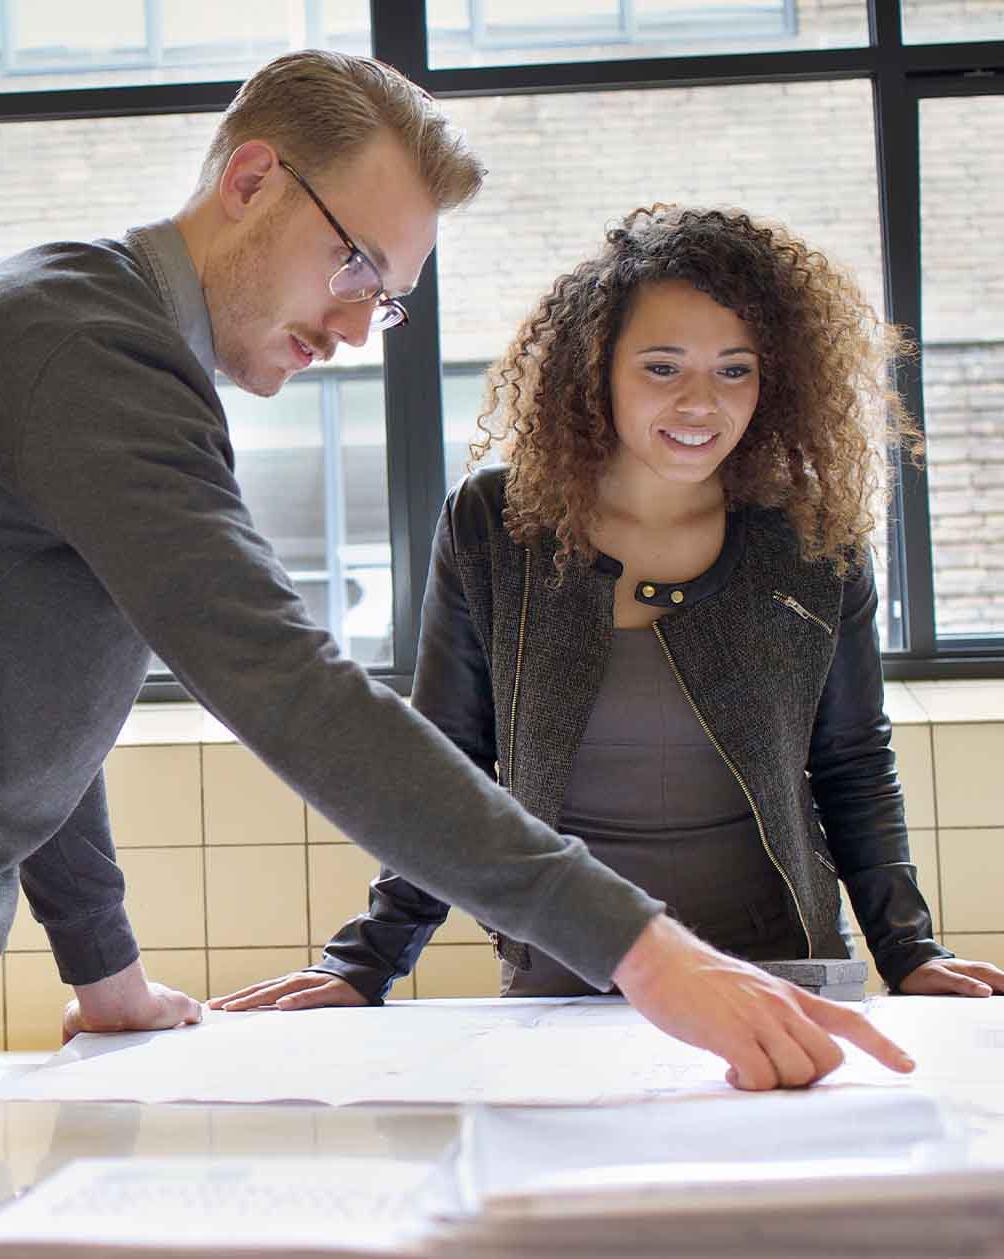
[437,79,895,643]
[3,2,1003,687]
[901,0,1004,45]
[920,95,1004,640]
[427,0,867,67]
[0,0,371,91]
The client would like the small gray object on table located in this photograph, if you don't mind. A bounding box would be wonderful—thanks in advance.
[755,958,869,1002]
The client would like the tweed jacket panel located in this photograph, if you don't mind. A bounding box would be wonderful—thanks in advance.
[652,510,847,958]
[313,465,949,997]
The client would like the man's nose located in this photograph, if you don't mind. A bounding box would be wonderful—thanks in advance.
[324,298,374,349]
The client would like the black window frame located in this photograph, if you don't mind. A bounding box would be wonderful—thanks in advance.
[0,0,1001,696]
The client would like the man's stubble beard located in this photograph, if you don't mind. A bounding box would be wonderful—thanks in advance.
[204,207,287,397]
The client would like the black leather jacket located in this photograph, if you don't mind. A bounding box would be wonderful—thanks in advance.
[310,467,949,1001]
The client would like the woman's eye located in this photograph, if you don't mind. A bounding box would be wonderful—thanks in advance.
[644,363,678,378]
[720,364,754,380]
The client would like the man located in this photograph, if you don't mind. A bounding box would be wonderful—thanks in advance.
[0,50,912,1090]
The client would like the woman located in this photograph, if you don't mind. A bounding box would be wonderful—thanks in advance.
[216,205,1004,1008]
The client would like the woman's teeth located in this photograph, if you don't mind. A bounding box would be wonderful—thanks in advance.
[665,430,714,446]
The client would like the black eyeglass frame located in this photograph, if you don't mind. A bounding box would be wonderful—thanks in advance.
[277,157,409,331]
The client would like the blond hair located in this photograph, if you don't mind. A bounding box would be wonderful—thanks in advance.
[197,49,483,210]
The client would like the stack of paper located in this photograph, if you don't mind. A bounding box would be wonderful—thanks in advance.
[432,1088,1004,1257]
[0,1156,448,1257]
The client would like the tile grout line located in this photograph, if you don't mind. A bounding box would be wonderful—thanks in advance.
[926,719,946,944]
[199,743,210,999]
[302,801,312,966]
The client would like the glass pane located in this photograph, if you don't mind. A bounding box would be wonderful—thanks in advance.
[0,0,371,92]
[920,95,1004,639]
[0,112,393,667]
[902,0,1004,44]
[438,80,896,646]
[427,0,868,68]
[222,372,392,667]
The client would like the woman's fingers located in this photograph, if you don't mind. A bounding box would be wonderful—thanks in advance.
[899,958,1003,997]
[209,972,332,1011]
[276,978,368,1009]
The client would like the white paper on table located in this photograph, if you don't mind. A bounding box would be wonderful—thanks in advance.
[0,1156,438,1256]
[4,994,1003,1109]
[454,1086,966,1209]
[0,1000,731,1107]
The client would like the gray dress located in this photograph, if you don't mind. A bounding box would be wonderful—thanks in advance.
[503,628,805,997]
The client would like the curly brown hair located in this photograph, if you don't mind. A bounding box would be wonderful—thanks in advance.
[472,204,918,576]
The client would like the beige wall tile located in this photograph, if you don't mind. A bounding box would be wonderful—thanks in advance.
[885,684,929,725]
[203,745,306,846]
[308,845,380,949]
[119,848,206,949]
[933,724,1004,828]
[6,886,48,952]
[434,907,486,946]
[911,829,941,935]
[909,681,1004,724]
[942,933,1004,970]
[142,950,209,1003]
[890,725,936,830]
[5,952,69,1051]
[306,806,352,844]
[939,829,1004,933]
[208,948,309,1000]
[849,939,885,995]
[839,829,940,937]
[386,974,416,1001]
[105,746,202,848]
[205,846,307,948]
[415,945,500,999]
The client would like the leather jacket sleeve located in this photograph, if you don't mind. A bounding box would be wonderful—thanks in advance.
[807,556,952,990]
[308,488,498,1003]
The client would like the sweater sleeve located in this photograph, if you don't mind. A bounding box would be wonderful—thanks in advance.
[16,328,663,991]
[19,772,140,985]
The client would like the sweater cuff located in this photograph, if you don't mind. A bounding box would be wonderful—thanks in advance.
[527,854,666,991]
[304,956,387,1007]
[877,939,955,993]
[44,901,140,987]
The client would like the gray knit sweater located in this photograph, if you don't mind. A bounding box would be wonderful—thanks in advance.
[0,231,663,986]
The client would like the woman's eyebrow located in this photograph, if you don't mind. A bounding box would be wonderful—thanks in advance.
[635,344,759,355]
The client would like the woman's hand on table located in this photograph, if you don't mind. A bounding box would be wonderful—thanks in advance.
[613,915,915,1091]
[208,971,370,1012]
[898,957,1004,997]
[64,958,202,1043]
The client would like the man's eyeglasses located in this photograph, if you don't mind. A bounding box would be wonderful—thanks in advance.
[278,158,408,332]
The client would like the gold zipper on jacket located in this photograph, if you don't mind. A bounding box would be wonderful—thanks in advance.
[650,620,813,959]
[771,590,833,637]
[506,547,532,795]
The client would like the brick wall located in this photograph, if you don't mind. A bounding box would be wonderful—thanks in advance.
[0,0,1001,635]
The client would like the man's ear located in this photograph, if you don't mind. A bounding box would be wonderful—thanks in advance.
[217,141,279,222]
